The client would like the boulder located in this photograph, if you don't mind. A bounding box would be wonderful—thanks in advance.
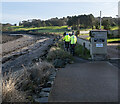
[45,81,54,87]
[39,91,49,97]
[41,88,51,92]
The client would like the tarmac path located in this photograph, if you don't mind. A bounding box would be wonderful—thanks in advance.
[107,43,120,59]
[49,59,118,102]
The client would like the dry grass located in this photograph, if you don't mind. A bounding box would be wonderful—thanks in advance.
[47,46,73,61]
[2,61,54,102]
[29,61,54,84]
[2,70,27,102]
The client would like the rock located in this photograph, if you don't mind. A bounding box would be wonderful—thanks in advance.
[39,91,49,97]
[48,76,55,81]
[35,97,48,102]
[21,51,27,54]
[50,72,56,77]
[32,57,39,63]
[46,81,54,87]
[41,88,51,92]
[53,59,66,68]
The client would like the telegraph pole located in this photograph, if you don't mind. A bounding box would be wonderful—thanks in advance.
[100,11,102,30]
[78,19,79,30]
[78,19,80,36]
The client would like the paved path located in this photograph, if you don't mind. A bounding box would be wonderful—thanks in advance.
[49,61,118,102]
[107,43,120,59]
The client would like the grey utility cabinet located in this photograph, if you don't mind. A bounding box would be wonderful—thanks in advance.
[90,30,107,60]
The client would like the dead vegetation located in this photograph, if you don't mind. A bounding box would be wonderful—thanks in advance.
[2,61,54,102]
[2,70,27,102]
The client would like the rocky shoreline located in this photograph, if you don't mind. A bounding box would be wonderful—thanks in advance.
[2,33,61,103]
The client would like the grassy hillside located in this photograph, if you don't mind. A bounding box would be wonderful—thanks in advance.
[8,25,119,33]
[11,26,68,33]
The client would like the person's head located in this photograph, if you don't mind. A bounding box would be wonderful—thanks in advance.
[72,31,75,35]
[66,33,68,35]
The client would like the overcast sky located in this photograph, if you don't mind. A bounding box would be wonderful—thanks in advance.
[1,1,118,24]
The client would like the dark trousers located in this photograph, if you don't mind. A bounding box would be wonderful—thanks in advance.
[64,42,70,51]
[70,44,76,55]
[65,42,70,48]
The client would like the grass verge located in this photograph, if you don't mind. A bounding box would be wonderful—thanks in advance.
[110,26,118,30]
[75,44,91,59]
[107,38,120,43]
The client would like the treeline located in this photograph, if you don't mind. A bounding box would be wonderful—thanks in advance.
[2,14,118,30]
[19,14,95,28]
[19,14,118,30]
[67,14,94,29]
[19,17,68,27]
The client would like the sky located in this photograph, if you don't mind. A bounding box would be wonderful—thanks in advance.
[1,1,119,25]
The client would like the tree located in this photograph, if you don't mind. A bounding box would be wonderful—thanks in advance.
[67,14,95,29]
[118,18,120,36]
[102,19,110,30]
[95,20,99,29]
[42,21,46,27]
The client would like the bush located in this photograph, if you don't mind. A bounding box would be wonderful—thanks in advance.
[28,61,54,84]
[47,47,73,61]
[75,44,91,59]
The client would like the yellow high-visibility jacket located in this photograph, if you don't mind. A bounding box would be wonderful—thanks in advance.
[63,35,70,42]
[70,35,77,44]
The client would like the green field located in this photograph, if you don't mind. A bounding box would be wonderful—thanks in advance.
[11,25,73,34]
[10,25,119,33]
[107,38,120,43]
[11,26,93,34]
[110,26,119,30]
[11,25,67,31]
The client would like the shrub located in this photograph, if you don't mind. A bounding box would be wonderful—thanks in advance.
[47,47,73,61]
[28,61,54,84]
[75,44,91,59]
